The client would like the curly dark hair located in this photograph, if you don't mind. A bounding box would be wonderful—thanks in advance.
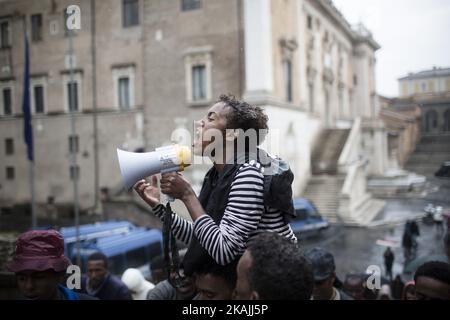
[193,259,238,291]
[246,232,314,300]
[414,261,450,285]
[218,94,269,146]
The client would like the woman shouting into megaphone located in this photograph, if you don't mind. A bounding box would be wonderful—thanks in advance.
[134,94,297,280]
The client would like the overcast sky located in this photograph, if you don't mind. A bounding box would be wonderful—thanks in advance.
[333,0,450,97]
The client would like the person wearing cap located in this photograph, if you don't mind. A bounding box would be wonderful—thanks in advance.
[7,230,95,300]
[121,268,155,300]
[304,247,353,300]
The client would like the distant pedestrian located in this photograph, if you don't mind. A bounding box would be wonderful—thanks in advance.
[433,207,444,237]
[405,220,419,249]
[383,247,395,280]
[410,220,420,237]
[402,231,413,262]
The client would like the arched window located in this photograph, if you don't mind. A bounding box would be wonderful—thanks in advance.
[424,110,438,132]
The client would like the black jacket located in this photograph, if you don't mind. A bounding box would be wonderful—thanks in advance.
[183,149,294,276]
[79,274,132,300]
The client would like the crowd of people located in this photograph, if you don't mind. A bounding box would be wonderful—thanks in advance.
[4,95,450,301]
[5,228,450,300]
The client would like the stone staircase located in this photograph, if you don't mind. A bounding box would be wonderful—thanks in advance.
[311,129,350,174]
[404,134,450,204]
[405,134,450,176]
[302,175,345,223]
[303,128,351,223]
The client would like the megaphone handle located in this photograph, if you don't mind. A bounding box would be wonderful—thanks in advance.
[161,167,180,203]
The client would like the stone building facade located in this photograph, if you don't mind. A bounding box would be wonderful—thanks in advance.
[398,67,450,134]
[1,0,388,224]
[0,0,145,213]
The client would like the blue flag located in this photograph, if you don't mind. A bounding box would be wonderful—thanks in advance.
[22,31,33,162]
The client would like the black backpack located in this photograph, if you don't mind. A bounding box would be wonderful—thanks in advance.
[238,148,295,223]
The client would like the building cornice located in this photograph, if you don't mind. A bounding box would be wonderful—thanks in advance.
[306,0,380,51]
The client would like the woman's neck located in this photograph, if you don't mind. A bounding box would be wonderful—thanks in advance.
[212,148,235,174]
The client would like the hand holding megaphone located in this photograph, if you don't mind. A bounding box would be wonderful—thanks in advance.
[159,171,194,201]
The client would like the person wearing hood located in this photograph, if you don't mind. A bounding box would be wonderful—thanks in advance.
[135,94,297,277]
[121,268,155,300]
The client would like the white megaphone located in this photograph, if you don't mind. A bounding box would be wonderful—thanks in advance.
[117,144,192,190]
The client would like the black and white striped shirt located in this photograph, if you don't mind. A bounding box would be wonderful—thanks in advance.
[153,163,297,266]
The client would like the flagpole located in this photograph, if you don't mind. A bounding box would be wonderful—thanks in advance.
[67,20,80,267]
[22,17,37,229]
[30,161,37,229]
